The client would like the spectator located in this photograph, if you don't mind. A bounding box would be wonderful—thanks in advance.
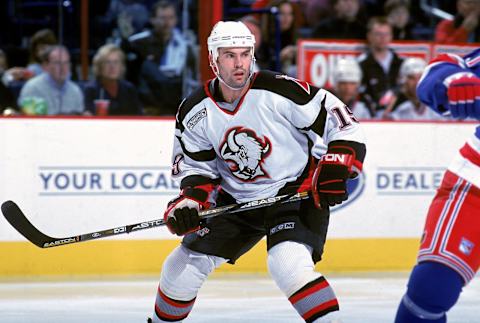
[358,16,403,118]
[0,49,16,113]
[332,57,374,119]
[435,0,480,44]
[18,45,84,115]
[2,28,57,86]
[384,0,414,40]
[95,0,149,47]
[261,0,301,75]
[27,29,58,76]
[84,44,142,116]
[240,15,270,71]
[382,57,444,120]
[311,0,367,40]
[0,49,7,75]
[299,0,331,28]
[124,0,196,115]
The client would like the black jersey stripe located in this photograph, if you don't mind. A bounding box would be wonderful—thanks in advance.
[181,175,221,188]
[303,94,327,137]
[177,85,209,127]
[251,70,319,105]
[177,136,216,161]
[277,137,315,195]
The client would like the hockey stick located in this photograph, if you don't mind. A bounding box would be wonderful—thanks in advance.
[1,191,310,249]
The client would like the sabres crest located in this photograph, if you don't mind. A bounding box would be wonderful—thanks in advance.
[220,127,271,181]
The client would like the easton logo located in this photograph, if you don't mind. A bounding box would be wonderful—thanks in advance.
[242,196,280,208]
[320,153,350,163]
[131,220,163,231]
[44,237,78,248]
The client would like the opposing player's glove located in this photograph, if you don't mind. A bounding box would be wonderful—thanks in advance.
[445,72,480,119]
[163,184,215,236]
[312,144,357,209]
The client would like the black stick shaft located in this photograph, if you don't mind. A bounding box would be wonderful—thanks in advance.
[1,191,310,248]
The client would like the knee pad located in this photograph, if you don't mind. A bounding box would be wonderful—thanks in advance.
[396,262,464,322]
[268,241,321,297]
[160,245,227,300]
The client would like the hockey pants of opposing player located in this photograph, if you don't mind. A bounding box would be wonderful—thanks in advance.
[151,241,339,322]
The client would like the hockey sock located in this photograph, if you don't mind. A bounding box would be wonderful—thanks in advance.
[288,276,340,323]
[151,245,227,322]
[152,287,195,322]
[394,261,464,323]
[267,241,339,322]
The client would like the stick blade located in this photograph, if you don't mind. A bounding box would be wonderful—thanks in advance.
[1,200,56,248]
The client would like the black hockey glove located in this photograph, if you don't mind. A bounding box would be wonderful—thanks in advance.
[164,195,201,236]
[164,195,202,236]
[163,184,216,236]
[312,146,355,209]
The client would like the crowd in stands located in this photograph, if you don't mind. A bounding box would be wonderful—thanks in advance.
[0,0,478,121]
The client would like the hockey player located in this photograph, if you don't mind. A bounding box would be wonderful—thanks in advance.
[395,50,480,322]
[332,57,374,120]
[382,57,444,121]
[150,21,366,323]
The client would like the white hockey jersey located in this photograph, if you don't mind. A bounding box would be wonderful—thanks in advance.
[171,71,366,203]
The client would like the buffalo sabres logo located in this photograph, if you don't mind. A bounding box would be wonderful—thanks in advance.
[220,127,271,181]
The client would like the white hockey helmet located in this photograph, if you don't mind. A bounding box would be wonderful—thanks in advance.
[333,57,362,85]
[208,21,256,62]
[399,57,427,83]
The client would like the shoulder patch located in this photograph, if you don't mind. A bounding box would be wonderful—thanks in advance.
[186,108,207,129]
[251,70,319,105]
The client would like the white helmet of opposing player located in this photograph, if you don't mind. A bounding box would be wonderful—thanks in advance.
[399,57,427,83]
[207,21,256,89]
[333,57,362,85]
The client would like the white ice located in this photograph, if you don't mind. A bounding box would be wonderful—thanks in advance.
[0,273,479,323]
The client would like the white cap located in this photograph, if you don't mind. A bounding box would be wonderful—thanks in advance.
[399,57,427,82]
[333,58,362,85]
[207,21,256,63]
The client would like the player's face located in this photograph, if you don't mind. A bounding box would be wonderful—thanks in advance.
[404,73,421,97]
[336,81,359,102]
[217,47,252,88]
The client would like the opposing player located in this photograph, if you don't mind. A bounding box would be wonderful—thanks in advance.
[394,50,480,322]
[149,21,366,323]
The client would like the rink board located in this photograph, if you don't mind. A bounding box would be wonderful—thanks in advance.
[0,117,475,277]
